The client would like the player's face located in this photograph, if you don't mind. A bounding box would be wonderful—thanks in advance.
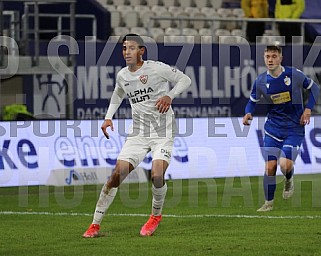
[264,50,283,72]
[122,40,144,66]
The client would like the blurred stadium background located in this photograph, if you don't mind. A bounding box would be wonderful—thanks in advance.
[0,0,321,120]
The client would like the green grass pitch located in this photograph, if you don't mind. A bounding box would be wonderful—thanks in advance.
[1,174,321,256]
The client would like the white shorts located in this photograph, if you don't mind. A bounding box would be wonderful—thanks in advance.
[117,136,174,168]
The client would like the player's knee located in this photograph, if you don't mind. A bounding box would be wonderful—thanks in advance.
[266,169,276,176]
[280,159,293,173]
[280,164,293,174]
[108,160,134,187]
[265,162,277,176]
[151,175,165,188]
[108,168,127,188]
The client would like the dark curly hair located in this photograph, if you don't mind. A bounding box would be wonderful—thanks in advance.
[122,33,145,48]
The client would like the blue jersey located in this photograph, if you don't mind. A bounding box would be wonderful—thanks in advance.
[247,66,316,133]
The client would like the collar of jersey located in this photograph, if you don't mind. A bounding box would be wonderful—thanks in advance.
[267,66,285,78]
[127,61,145,73]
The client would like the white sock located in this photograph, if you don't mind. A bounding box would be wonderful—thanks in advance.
[265,200,274,205]
[151,183,167,216]
[92,184,118,225]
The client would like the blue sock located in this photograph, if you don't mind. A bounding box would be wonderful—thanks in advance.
[263,174,276,201]
[285,168,294,180]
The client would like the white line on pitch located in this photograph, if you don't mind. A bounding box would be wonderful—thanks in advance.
[1,211,321,220]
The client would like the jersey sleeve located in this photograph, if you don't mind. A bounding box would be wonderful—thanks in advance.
[104,75,125,120]
[245,80,261,114]
[249,80,262,103]
[151,61,191,99]
[295,68,320,110]
[303,76,320,110]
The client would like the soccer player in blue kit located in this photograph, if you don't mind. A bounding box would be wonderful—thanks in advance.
[243,45,320,212]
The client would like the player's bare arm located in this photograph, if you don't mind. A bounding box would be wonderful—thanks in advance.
[101,119,114,139]
[243,113,253,125]
[156,95,172,113]
[300,108,312,126]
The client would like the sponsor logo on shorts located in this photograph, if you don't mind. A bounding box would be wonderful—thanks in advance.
[161,149,171,158]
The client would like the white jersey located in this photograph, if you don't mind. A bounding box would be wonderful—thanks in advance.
[106,60,191,138]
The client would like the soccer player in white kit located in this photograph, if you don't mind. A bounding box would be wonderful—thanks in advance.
[83,34,191,238]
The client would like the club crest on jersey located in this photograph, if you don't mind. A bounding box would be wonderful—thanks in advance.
[139,75,148,84]
[266,83,270,89]
[284,76,291,86]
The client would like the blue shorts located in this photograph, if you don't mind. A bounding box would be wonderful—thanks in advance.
[263,131,304,161]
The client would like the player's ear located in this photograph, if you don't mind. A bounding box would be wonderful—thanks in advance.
[139,46,145,55]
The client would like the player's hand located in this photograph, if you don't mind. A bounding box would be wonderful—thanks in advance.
[243,113,253,126]
[300,108,312,126]
[101,119,114,139]
[156,96,172,113]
